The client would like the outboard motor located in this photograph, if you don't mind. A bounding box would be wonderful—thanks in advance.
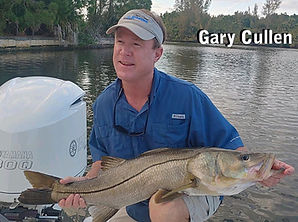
[0,77,87,220]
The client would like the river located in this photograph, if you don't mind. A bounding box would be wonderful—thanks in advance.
[0,43,297,221]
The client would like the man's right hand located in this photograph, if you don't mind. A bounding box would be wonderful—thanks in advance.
[58,160,102,209]
[58,176,87,208]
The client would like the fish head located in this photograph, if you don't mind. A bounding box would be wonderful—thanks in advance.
[217,150,276,182]
[187,149,276,195]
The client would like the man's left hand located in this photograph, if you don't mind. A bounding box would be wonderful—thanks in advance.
[260,159,295,187]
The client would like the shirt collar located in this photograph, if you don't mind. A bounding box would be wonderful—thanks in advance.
[149,68,161,105]
[115,78,122,100]
[114,68,161,105]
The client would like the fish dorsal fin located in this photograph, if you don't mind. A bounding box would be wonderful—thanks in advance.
[101,156,126,171]
[24,170,60,189]
[140,148,171,157]
[89,205,118,222]
[154,173,197,203]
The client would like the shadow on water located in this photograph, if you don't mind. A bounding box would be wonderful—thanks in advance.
[1,44,298,221]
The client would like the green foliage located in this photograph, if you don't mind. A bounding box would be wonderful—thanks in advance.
[174,0,211,13]
[0,0,85,37]
[162,1,297,48]
[78,23,96,45]
[83,0,151,44]
[86,0,152,36]
[162,11,180,41]
[263,0,281,17]
[0,0,296,48]
[163,0,211,41]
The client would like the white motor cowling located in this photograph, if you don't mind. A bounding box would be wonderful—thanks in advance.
[0,77,87,203]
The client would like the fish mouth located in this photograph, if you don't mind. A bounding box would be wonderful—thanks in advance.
[257,154,276,181]
[248,153,276,181]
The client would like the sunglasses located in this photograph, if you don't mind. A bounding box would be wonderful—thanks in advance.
[113,88,150,136]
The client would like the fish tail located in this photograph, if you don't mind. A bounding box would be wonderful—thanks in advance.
[18,188,56,205]
[18,170,60,205]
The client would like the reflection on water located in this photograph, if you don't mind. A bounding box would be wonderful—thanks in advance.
[158,44,298,221]
[0,44,297,221]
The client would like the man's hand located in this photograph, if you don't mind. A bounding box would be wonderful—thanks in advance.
[149,191,189,222]
[58,161,102,209]
[58,176,88,208]
[260,159,295,187]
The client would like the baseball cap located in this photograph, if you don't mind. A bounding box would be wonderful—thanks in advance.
[106,9,164,45]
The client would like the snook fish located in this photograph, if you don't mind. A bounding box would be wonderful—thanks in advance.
[18,148,276,222]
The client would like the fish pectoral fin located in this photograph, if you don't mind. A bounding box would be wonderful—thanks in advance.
[88,205,118,222]
[154,179,197,204]
[101,156,126,170]
[154,189,184,203]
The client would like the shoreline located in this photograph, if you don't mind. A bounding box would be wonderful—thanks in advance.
[0,43,114,53]
[0,40,296,53]
[166,40,298,49]
[0,36,115,53]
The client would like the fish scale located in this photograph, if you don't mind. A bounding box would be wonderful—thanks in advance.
[53,157,190,208]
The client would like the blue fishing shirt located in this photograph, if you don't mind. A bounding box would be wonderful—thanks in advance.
[89,68,243,221]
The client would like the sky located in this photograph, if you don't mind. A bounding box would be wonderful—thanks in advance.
[151,0,298,16]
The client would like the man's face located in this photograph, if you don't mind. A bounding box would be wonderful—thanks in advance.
[113,27,163,83]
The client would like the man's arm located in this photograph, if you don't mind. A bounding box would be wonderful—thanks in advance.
[58,160,102,208]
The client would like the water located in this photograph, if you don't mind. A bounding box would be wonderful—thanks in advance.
[0,44,297,221]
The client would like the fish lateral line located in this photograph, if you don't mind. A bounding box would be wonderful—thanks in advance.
[56,157,195,195]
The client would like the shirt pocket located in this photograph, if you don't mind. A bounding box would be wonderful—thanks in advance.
[94,125,133,158]
[95,124,112,138]
[151,119,189,148]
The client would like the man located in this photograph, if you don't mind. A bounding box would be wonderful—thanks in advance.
[59,9,295,222]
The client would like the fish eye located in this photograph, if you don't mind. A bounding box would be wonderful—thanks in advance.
[240,154,250,161]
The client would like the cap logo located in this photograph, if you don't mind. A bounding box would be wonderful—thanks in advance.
[124,14,148,23]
